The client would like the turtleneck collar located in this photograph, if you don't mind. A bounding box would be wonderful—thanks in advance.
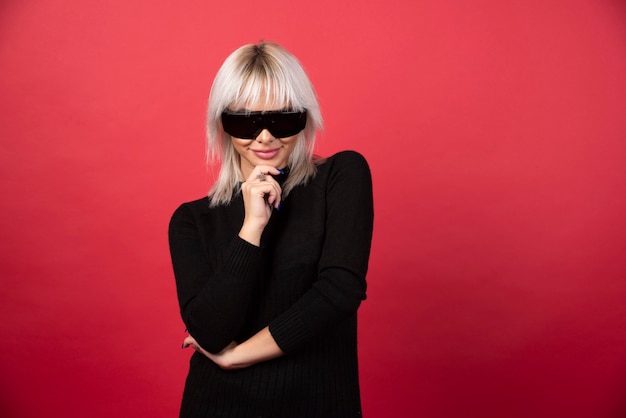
[271,166,290,185]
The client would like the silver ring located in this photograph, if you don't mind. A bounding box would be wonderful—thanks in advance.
[256,173,266,181]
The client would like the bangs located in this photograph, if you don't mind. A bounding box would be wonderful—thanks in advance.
[229,58,296,111]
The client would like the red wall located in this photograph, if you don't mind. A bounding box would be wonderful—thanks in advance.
[1,1,625,417]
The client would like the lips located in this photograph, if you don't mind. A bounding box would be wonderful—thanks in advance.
[252,148,280,160]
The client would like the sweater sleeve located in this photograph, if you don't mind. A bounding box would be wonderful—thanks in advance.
[269,151,374,353]
[168,203,265,353]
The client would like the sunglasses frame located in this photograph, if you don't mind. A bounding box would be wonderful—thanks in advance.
[221,109,307,139]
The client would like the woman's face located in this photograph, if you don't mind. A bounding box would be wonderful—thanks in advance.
[230,99,299,179]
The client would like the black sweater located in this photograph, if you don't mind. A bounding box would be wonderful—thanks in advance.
[169,151,374,417]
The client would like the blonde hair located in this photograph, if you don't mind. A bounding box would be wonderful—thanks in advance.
[206,42,323,207]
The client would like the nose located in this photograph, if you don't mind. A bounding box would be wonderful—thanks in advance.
[255,129,275,143]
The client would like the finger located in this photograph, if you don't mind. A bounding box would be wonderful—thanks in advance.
[244,179,282,210]
[182,335,196,349]
[246,166,285,182]
[259,182,282,209]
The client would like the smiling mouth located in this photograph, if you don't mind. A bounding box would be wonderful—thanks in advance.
[252,149,280,159]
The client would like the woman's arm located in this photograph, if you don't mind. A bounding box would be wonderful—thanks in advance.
[169,165,284,354]
[169,206,266,353]
[269,151,374,353]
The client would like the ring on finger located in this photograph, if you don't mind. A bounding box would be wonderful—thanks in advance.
[256,173,266,181]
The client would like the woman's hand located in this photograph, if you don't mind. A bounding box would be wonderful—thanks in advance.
[183,335,240,370]
[239,165,283,246]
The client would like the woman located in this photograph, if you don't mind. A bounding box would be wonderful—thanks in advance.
[169,41,373,417]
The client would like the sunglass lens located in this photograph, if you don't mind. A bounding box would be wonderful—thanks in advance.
[267,112,307,138]
[222,111,307,139]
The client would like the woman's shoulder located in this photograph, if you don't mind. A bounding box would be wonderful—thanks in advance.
[316,150,369,168]
[170,196,212,222]
[315,150,371,176]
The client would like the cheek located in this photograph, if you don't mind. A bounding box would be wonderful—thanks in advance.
[280,141,297,158]
[280,135,299,149]
[231,139,250,153]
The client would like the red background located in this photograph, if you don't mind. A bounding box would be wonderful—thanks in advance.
[1,1,626,417]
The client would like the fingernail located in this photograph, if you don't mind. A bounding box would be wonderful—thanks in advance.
[182,343,186,349]
[277,203,282,211]
[276,168,284,174]
[184,328,188,333]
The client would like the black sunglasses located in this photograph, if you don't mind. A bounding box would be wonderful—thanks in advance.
[221,109,307,139]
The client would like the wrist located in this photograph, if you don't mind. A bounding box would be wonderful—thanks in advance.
[239,223,263,246]
[219,344,246,370]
